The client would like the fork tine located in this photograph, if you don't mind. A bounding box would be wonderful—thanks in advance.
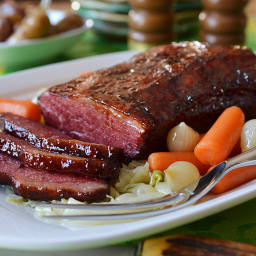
[37,163,227,220]
[39,192,193,221]
[30,156,256,221]
[34,192,189,211]
[38,181,214,221]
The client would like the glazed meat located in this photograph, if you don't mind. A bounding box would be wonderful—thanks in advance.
[39,42,256,159]
[0,131,119,179]
[0,113,124,162]
[0,153,108,202]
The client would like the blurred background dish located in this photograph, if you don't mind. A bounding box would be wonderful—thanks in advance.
[71,0,201,40]
[0,0,255,75]
[72,0,129,39]
[0,9,86,70]
[0,0,86,71]
[0,0,84,43]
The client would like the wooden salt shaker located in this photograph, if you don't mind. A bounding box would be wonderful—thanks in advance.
[128,0,175,50]
[199,0,248,45]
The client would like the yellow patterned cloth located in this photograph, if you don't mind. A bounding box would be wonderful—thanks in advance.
[157,198,256,245]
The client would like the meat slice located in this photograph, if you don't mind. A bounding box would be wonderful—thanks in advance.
[0,113,124,162]
[0,153,108,202]
[0,132,119,179]
[38,42,256,159]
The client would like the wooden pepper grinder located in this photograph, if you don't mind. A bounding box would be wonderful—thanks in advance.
[199,0,248,45]
[128,0,175,50]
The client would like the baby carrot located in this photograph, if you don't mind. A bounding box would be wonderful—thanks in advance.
[229,139,241,157]
[199,133,206,141]
[194,106,245,166]
[148,152,209,175]
[211,166,256,194]
[0,98,41,122]
[80,71,92,78]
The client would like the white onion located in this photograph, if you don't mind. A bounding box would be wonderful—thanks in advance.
[164,161,200,193]
[167,122,200,152]
[241,119,256,152]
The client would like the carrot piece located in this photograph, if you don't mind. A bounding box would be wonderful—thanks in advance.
[199,133,206,141]
[194,106,245,166]
[211,166,256,194]
[80,71,92,78]
[229,139,241,157]
[0,98,41,122]
[148,152,209,175]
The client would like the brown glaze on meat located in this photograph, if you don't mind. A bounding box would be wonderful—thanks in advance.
[0,153,108,202]
[39,42,256,158]
[0,132,120,179]
[40,138,125,162]
[0,113,124,162]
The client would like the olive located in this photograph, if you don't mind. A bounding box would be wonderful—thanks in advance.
[8,8,50,43]
[0,17,13,42]
[50,13,84,35]
[0,0,25,25]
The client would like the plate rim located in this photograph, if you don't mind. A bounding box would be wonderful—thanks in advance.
[1,180,256,251]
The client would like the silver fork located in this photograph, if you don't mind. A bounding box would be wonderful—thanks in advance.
[34,147,256,221]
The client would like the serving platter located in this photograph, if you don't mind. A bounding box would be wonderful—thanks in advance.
[1,51,256,251]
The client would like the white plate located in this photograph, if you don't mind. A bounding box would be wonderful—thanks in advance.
[0,10,86,70]
[1,51,256,251]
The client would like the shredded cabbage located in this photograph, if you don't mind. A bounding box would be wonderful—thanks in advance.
[108,161,172,203]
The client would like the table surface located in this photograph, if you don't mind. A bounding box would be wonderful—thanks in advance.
[1,1,256,254]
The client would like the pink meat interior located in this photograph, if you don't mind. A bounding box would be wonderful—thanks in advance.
[39,93,146,158]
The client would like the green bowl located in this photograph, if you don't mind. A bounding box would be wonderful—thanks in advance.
[0,10,86,71]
